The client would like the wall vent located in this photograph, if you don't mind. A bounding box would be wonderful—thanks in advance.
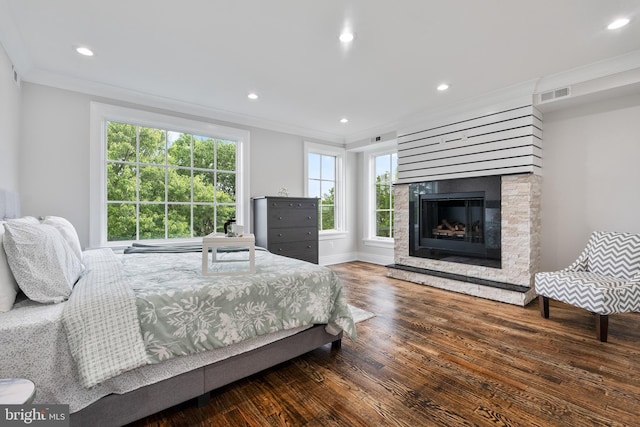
[11,65,20,87]
[539,86,571,104]
[370,135,382,143]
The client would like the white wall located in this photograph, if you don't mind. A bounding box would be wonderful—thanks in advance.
[541,92,640,271]
[0,43,20,191]
[18,82,358,262]
[17,73,640,272]
[19,83,90,240]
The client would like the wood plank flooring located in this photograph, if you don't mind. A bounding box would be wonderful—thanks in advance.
[127,261,640,427]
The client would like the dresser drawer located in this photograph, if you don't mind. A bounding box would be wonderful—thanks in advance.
[267,209,317,228]
[268,199,317,210]
[269,241,318,263]
[268,227,316,243]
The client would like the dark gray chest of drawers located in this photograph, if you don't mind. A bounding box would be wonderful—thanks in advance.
[252,196,319,264]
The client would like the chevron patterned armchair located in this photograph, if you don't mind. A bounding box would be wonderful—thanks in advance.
[535,231,640,342]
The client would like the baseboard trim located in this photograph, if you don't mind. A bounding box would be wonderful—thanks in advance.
[319,252,358,266]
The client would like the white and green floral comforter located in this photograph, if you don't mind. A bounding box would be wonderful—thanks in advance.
[121,250,356,363]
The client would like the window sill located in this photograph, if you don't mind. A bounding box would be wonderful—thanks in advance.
[363,238,395,249]
[319,231,348,241]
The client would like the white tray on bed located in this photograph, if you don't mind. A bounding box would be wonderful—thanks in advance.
[201,233,256,275]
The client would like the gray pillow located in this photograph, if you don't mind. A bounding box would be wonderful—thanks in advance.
[3,221,83,303]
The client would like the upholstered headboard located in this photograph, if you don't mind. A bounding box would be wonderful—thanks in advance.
[0,189,21,220]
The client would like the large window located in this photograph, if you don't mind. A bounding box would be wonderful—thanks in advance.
[372,151,397,238]
[304,142,345,233]
[90,103,249,247]
[106,122,236,241]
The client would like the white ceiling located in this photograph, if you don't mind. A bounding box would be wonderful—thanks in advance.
[1,0,640,143]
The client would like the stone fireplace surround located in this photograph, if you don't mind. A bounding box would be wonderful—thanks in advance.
[389,173,541,306]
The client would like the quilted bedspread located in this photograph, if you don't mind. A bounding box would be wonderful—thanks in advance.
[63,248,355,388]
[122,250,356,364]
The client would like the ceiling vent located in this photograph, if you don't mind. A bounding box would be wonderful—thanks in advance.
[538,86,571,104]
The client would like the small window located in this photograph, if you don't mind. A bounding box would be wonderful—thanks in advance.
[304,142,345,233]
[372,152,397,238]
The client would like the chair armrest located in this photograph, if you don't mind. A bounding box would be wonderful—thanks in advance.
[561,247,589,272]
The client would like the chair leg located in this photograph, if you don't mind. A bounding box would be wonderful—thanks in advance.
[539,295,549,318]
[596,314,608,342]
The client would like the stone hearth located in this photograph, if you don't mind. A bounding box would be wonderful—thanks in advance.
[389,174,541,306]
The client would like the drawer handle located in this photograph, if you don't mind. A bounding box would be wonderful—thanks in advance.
[289,203,293,207]
[307,216,312,219]
[307,231,311,235]
[297,203,302,207]
[272,203,277,206]
[278,248,283,252]
[278,233,283,237]
[278,216,283,220]
[307,245,311,249]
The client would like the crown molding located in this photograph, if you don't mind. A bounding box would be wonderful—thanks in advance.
[344,120,401,145]
[22,68,347,145]
[534,49,640,94]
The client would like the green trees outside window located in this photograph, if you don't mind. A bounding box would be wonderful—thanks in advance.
[307,153,336,231]
[374,153,397,238]
[106,121,237,241]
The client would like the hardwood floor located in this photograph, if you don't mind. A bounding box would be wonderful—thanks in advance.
[128,261,640,427]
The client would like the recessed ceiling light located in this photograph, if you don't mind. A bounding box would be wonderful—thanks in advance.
[247,93,258,100]
[76,46,93,56]
[339,31,354,43]
[340,118,349,123]
[75,46,94,56]
[437,83,450,91]
[608,18,630,30]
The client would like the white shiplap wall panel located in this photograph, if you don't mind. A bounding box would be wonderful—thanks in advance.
[399,105,539,143]
[398,135,540,164]
[398,166,537,183]
[400,144,542,169]
[397,105,542,183]
[398,156,542,181]
[399,115,541,151]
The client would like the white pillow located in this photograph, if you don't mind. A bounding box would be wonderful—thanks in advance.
[3,221,83,304]
[7,216,40,225]
[42,216,83,260]
[0,222,19,312]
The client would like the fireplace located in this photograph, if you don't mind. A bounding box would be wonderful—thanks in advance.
[391,174,541,305]
[409,176,501,268]
[389,104,541,305]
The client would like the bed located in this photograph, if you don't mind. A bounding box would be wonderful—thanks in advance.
[0,191,355,426]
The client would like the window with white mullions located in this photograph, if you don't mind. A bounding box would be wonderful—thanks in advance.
[307,153,336,231]
[373,152,397,238]
[105,122,237,242]
[304,141,345,234]
[90,103,249,248]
